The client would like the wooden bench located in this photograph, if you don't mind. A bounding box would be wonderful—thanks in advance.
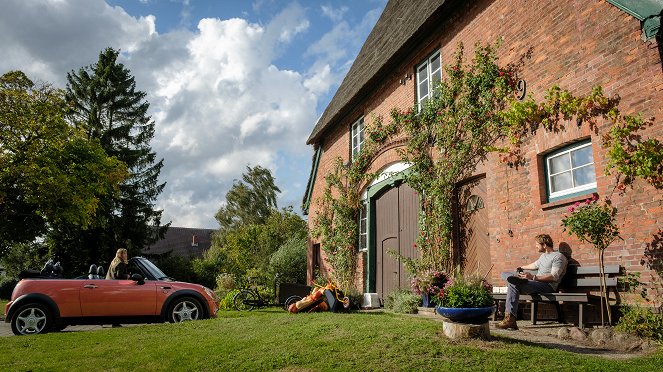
[492,265,621,328]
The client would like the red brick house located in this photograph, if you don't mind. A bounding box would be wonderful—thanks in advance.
[303,0,663,308]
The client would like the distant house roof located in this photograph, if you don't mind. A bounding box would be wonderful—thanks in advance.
[142,226,215,258]
[306,0,449,145]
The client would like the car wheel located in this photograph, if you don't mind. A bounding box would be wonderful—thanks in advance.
[283,295,302,311]
[168,297,202,323]
[233,290,259,311]
[10,303,53,335]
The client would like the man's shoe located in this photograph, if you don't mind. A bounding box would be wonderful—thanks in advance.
[507,275,528,285]
[495,313,518,330]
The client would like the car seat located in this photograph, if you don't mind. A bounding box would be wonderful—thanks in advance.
[89,264,98,279]
[97,265,105,279]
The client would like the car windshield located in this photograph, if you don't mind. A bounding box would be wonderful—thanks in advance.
[137,258,170,280]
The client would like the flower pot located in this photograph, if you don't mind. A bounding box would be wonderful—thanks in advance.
[422,293,435,308]
[435,305,496,323]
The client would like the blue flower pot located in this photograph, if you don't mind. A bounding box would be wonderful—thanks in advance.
[422,293,435,308]
[435,305,496,323]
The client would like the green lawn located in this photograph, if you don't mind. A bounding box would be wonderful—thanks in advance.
[0,309,661,371]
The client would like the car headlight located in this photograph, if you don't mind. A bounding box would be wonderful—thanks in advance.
[202,286,218,302]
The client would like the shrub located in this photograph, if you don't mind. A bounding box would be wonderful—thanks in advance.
[147,254,197,283]
[615,305,663,342]
[411,269,449,296]
[433,275,493,308]
[0,276,17,300]
[384,289,420,314]
[219,289,240,311]
[215,272,236,298]
[269,236,307,284]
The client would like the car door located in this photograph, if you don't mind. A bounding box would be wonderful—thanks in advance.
[79,279,158,317]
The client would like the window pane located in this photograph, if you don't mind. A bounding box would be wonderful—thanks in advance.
[418,65,428,82]
[571,145,593,167]
[359,235,366,250]
[551,171,572,192]
[419,82,428,99]
[573,164,596,186]
[430,55,440,73]
[549,153,571,174]
[431,69,441,85]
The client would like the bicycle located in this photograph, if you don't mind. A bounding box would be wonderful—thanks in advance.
[232,275,307,311]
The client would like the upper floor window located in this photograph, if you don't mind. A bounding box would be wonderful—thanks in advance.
[416,51,441,110]
[351,117,364,160]
[546,141,597,201]
[358,202,367,252]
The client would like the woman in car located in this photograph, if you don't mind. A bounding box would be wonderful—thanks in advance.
[106,248,130,280]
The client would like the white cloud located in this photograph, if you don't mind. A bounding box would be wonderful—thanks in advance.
[0,0,383,228]
[321,4,348,23]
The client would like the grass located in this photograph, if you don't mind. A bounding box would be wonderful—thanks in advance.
[0,300,7,321]
[0,309,661,371]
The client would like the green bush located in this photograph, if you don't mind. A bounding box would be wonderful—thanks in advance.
[615,305,663,341]
[0,276,18,300]
[384,289,420,314]
[146,254,197,283]
[219,289,240,311]
[269,236,307,284]
[433,275,493,308]
[215,273,236,298]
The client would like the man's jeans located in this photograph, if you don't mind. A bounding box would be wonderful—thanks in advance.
[500,272,554,316]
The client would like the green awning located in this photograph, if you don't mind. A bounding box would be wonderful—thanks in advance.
[607,0,663,39]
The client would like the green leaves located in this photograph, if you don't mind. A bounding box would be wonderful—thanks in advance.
[561,199,620,251]
[0,71,127,253]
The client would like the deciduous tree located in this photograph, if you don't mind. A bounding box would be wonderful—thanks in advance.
[0,71,126,258]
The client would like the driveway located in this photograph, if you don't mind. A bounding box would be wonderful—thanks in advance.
[0,318,151,337]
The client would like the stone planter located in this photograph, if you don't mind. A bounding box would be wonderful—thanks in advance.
[435,306,496,340]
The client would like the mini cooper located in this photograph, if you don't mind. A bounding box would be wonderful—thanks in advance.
[4,257,219,335]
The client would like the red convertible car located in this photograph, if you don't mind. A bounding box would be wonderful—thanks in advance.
[4,257,219,335]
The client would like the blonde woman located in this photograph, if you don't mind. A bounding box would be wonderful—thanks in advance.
[106,248,130,280]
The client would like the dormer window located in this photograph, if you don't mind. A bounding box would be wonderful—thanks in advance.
[191,235,199,247]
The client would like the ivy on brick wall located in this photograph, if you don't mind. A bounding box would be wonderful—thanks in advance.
[312,39,662,290]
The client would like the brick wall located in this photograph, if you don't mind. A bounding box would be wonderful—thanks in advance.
[307,0,663,303]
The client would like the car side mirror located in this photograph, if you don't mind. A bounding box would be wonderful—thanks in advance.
[131,273,145,285]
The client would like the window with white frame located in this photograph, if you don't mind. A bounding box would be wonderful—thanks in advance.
[416,51,441,110]
[351,117,364,160]
[358,201,367,251]
[546,141,597,201]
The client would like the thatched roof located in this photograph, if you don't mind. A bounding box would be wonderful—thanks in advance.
[306,0,449,144]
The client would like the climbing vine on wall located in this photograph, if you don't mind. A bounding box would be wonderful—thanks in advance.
[312,39,662,289]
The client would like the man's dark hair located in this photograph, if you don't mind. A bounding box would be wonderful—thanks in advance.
[535,234,553,248]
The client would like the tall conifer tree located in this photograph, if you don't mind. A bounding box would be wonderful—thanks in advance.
[52,48,167,266]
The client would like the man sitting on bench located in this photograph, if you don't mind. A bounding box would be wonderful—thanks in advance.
[496,234,568,330]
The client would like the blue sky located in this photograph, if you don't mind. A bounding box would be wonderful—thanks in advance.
[1,0,387,228]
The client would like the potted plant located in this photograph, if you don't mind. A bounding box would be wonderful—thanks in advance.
[432,274,496,322]
[411,269,449,307]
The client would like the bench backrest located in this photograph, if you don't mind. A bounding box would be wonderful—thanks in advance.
[560,265,621,289]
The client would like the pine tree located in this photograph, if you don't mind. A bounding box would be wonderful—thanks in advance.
[52,48,168,267]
